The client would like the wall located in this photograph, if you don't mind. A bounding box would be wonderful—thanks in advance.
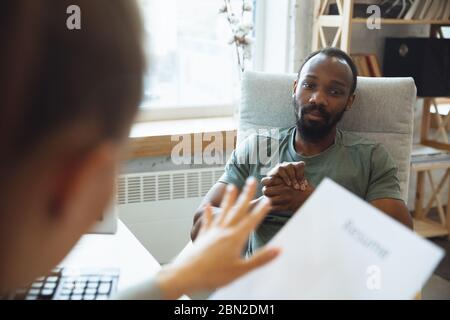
[254,0,293,73]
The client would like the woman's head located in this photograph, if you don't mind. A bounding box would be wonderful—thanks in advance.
[0,0,145,289]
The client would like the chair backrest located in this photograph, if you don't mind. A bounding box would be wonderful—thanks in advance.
[238,71,416,201]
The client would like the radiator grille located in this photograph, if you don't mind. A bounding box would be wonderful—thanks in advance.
[117,167,225,204]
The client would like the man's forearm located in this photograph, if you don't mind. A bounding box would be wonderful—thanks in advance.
[370,199,413,230]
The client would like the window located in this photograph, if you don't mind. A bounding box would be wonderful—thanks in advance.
[443,27,450,38]
[137,0,255,121]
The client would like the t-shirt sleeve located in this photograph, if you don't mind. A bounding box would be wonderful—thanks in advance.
[218,136,253,190]
[365,143,403,202]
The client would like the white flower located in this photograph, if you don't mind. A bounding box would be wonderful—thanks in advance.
[243,35,254,45]
[229,15,239,25]
[219,0,254,73]
[234,30,246,39]
[243,1,253,11]
[218,4,227,14]
[237,22,253,33]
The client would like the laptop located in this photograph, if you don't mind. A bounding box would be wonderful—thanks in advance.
[3,204,120,300]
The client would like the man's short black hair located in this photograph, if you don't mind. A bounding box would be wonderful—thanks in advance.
[297,47,358,95]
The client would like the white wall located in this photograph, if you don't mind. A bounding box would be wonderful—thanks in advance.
[254,0,292,73]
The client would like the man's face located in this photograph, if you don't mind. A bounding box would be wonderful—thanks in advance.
[293,54,355,142]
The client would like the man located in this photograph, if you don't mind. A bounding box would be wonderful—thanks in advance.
[191,48,412,255]
[0,0,279,299]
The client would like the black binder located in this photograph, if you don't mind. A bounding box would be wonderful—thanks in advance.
[383,38,450,97]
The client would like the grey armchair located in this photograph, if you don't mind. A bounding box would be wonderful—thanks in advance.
[238,71,417,202]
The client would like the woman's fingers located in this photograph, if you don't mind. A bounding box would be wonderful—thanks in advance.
[234,198,280,275]
[215,184,238,226]
[197,203,213,237]
[224,178,257,226]
[180,186,280,295]
[237,197,271,236]
[201,203,213,232]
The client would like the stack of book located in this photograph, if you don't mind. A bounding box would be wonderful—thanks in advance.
[411,144,450,164]
[328,2,373,18]
[328,0,450,21]
[398,0,450,20]
[351,54,382,77]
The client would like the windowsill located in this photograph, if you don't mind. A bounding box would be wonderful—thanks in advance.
[127,116,237,158]
[130,116,236,138]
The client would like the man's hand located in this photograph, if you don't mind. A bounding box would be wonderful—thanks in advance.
[261,175,314,213]
[267,161,306,189]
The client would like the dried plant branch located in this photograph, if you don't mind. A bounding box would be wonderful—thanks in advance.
[219,0,254,76]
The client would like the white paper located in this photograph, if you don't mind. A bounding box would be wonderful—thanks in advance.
[211,178,445,300]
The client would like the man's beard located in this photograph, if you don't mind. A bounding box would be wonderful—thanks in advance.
[294,98,346,143]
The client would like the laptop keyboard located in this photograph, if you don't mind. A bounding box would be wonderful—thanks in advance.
[2,267,119,300]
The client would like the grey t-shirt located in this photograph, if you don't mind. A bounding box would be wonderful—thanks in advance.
[219,126,402,254]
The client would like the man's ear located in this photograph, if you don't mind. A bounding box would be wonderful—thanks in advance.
[346,93,356,111]
[293,80,298,96]
[49,142,119,228]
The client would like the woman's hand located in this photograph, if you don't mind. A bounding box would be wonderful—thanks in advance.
[157,177,280,299]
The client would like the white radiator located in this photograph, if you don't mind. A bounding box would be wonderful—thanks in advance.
[116,167,225,264]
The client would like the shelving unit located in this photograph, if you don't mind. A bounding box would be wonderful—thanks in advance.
[352,18,450,25]
[312,0,450,52]
[312,0,450,239]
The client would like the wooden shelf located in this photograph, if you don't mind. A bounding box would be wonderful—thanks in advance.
[411,160,450,172]
[414,218,449,238]
[352,18,450,25]
[313,0,450,52]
